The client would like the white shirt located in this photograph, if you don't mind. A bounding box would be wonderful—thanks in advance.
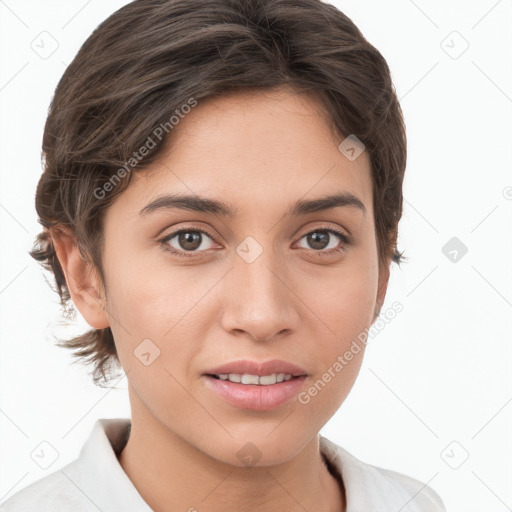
[0,418,445,511]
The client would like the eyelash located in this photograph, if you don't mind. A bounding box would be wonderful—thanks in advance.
[158,225,351,259]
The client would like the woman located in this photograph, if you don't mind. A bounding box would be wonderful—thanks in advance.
[1,0,445,510]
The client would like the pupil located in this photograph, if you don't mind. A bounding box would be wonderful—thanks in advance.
[308,231,328,250]
[179,232,201,251]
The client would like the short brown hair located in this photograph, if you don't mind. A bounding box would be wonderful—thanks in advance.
[30,0,407,386]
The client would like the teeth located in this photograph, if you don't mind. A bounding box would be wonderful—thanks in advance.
[241,374,260,385]
[215,373,297,385]
[259,374,276,385]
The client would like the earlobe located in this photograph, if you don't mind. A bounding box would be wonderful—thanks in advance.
[50,226,110,329]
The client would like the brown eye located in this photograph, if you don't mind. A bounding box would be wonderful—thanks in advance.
[161,229,216,255]
[296,228,350,254]
[177,231,202,251]
[306,231,330,250]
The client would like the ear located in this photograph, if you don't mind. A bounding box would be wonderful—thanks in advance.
[373,259,391,321]
[50,226,110,329]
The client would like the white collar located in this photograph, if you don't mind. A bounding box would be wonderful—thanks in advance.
[1,418,445,511]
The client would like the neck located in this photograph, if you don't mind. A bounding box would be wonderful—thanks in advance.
[118,393,345,512]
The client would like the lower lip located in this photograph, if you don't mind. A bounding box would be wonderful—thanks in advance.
[203,375,307,411]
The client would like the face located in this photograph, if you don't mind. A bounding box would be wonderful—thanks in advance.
[94,87,389,465]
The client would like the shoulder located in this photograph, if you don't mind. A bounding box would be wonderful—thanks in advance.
[320,435,446,512]
[3,424,445,512]
[0,418,139,512]
[372,464,446,512]
[0,461,97,511]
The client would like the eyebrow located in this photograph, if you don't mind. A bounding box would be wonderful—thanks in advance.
[138,192,366,217]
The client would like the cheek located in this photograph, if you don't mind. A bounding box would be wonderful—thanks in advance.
[104,255,213,372]
[309,256,378,342]
[104,247,186,330]
[300,256,378,405]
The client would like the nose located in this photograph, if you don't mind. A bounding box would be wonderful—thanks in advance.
[220,245,300,343]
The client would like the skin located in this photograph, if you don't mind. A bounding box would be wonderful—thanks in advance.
[52,86,390,512]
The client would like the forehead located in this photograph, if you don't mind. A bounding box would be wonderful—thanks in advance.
[112,87,373,219]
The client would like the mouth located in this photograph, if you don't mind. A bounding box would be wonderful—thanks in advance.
[203,358,308,380]
[202,360,308,411]
[206,372,303,385]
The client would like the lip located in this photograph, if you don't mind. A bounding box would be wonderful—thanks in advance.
[204,359,308,377]
[202,359,309,411]
[203,374,307,411]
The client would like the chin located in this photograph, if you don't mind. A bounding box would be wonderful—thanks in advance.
[194,424,314,468]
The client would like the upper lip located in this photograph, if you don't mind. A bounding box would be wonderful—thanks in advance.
[204,359,308,377]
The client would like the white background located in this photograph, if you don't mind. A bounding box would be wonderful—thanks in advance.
[1,1,511,511]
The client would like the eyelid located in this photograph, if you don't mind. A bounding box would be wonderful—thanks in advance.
[303,225,350,241]
[159,225,219,250]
